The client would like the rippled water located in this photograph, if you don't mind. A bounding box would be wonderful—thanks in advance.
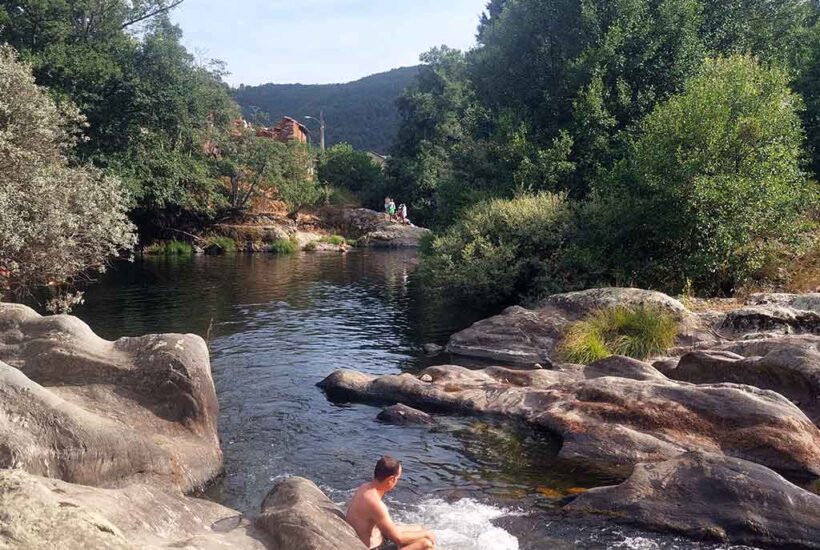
[72,251,754,550]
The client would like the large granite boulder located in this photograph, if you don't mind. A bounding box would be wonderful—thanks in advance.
[446,288,705,365]
[319,208,431,248]
[0,469,264,549]
[663,346,820,425]
[320,361,820,479]
[0,303,221,491]
[255,477,366,550]
[565,452,820,549]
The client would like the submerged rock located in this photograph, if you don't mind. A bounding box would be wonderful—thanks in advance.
[422,343,443,356]
[255,476,366,550]
[565,452,820,549]
[0,469,264,549]
[0,303,222,491]
[377,404,436,426]
[320,361,820,479]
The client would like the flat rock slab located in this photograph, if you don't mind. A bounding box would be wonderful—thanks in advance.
[255,477,366,550]
[320,360,820,479]
[565,452,820,549]
[0,469,265,549]
[0,303,222,491]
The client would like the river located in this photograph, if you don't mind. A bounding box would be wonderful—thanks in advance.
[72,251,753,550]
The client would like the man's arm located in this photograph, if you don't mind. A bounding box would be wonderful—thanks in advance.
[372,502,435,546]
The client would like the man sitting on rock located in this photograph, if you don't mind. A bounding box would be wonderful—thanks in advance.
[346,456,436,550]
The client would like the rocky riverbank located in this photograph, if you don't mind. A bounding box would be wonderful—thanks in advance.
[321,288,820,548]
[0,303,363,549]
[151,207,431,255]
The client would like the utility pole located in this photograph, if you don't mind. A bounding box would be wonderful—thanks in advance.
[304,111,326,152]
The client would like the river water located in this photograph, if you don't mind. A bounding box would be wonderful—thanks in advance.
[72,251,753,550]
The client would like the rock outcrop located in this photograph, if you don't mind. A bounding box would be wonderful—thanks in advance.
[0,469,264,549]
[0,303,221,491]
[446,288,706,365]
[565,452,820,549]
[320,208,431,248]
[662,346,820,425]
[254,477,366,550]
[320,360,820,479]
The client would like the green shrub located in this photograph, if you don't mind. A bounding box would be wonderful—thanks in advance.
[320,235,346,246]
[420,192,573,304]
[303,241,318,251]
[204,236,237,254]
[268,238,299,255]
[558,307,679,364]
[145,240,193,256]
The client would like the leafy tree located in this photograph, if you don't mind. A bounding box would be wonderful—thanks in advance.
[317,143,384,206]
[0,46,135,309]
[210,127,316,213]
[596,55,817,294]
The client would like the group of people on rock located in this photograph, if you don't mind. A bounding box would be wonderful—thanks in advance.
[383,197,410,225]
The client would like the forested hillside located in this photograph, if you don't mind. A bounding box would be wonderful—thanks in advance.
[234,66,419,153]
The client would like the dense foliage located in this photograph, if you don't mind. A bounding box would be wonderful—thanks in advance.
[317,143,385,208]
[592,56,812,294]
[234,66,419,154]
[420,193,573,303]
[0,1,332,236]
[0,46,135,308]
[396,0,820,302]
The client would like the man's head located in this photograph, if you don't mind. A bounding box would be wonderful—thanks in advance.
[373,455,402,492]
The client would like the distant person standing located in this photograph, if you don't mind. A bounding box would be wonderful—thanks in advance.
[399,203,408,224]
[384,197,391,219]
[388,199,397,221]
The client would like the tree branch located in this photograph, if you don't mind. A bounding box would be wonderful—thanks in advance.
[120,0,185,29]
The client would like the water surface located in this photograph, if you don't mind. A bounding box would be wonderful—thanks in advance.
[73,251,753,550]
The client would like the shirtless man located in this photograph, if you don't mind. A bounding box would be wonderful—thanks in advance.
[346,456,436,550]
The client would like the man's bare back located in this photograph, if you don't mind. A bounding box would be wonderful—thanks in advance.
[345,457,435,550]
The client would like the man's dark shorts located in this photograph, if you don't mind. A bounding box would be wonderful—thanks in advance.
[372,541,398,550]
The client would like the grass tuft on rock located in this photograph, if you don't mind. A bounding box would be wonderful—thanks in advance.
[268,238,300,255]
[145,240,192,256]
[204,236,236,254]
[320,235,347,246]
[559,307,678,364]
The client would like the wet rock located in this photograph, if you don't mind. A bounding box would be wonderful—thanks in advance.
[565,452,820,549]
[377,404,436,426]
[665,346,820,424]
[0,303,221,491]
[193,245,205,255]
[255,476,366,550]
[319,363,820,479]
[0,469,264,549]
[422,343,443,356]
[446,288,703,365]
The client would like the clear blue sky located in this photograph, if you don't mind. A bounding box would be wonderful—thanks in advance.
[171,0,488,87]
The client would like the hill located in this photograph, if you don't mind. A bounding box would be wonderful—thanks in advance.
[233,66,419,154]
